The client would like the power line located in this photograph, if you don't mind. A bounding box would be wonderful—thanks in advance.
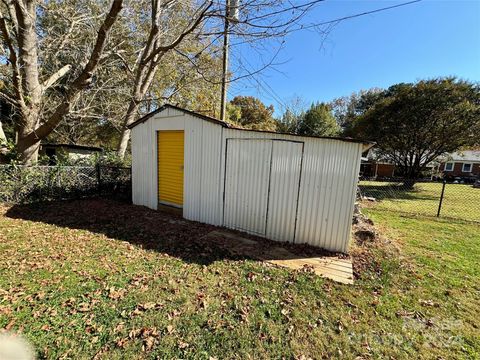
[229,0,424,116]
[230,0,422,47]
[295,0,422,31]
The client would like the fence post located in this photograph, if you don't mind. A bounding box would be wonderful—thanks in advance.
[437,180,446,217]
[96,164,102,195]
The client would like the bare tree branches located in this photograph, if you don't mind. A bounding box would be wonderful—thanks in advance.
[27,0,123,143]
[0,0,335,162]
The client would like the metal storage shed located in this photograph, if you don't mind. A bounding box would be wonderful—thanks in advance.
[129,104,373,253]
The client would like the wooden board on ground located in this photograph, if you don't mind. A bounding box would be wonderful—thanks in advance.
[207,230,354,284]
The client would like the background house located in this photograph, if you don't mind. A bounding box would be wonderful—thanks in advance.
[360,148,438,180]
[439,150,480,181]
[39,143,103,165]
[360,148,395,178]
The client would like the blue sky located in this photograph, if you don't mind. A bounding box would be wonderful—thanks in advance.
[229,0,480,115]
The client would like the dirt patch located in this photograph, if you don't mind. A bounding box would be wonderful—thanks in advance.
[350,210,399,280]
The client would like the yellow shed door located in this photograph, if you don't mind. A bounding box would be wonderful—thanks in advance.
[157,131,184,207]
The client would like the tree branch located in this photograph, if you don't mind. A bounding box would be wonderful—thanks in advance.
[25,0,124,142]
[0,8,24,108]
[41,64,72,93]
[142,1,213,65]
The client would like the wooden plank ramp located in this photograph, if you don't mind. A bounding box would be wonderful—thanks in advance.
[207,230,353,284]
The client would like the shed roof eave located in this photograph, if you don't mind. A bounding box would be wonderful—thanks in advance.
[128,103,375,147]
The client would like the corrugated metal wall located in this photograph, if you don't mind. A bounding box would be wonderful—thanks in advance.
[131,110,363,253]
[266,141,303,243]
[224,139,272,235]
[295,138,362,252]
[183,118,223,225]
[132,108,224,224]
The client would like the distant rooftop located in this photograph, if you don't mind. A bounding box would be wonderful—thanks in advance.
[441,150,480,162]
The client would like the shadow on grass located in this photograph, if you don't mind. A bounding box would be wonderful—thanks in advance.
[4,198,335,266]
[359,184,440,201]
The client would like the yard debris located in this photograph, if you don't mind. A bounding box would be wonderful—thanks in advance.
[419,299,440,308]
[137,302,163,311]
[352,213,377,245]
[106,286,126,300]
[350,208,400,281]
[178,340,189,349]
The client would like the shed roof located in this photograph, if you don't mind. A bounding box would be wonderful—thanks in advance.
[128,104,375,147]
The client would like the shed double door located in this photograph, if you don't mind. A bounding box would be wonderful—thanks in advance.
[223,139,303,242]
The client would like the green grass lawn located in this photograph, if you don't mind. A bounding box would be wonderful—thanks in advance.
[0,199,479,359]
[360,181,480,222]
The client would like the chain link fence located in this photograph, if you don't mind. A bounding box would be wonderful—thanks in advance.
[0,165,131,204]
[358,180,480,222]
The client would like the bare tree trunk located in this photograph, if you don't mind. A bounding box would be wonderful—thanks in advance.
[16,138,40,164]
[1,0,124,164]
[0,121,7,145]
[0,120,8,162]
[13,0,42,162]
[117,100,140,158]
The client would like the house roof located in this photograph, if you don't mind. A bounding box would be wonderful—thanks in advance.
[441,150,480,163]
[127,104,375,147]
[41,143,103,152]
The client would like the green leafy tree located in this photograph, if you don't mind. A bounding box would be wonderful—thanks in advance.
[297,102,340,137]
[225,102,242,124]
[330,89,384,134]
[351,78,480,187]
[276,108,303,133]
[276,95,308,133]
[229,96,276,131]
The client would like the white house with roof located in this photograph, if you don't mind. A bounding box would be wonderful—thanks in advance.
[439,150,480,178]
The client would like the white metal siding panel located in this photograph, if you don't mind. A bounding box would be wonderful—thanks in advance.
[224,139,272,236]
[183,115,202,219]
[220,129,362,252]
[182,115,223,225]
[266,141,303,242]
[131,112,186,210]
[131,123,146,207]
[295,139,362,252]
[198,122,223,225]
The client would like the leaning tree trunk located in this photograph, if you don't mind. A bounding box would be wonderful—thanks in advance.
[117,100,141,159]
[16,139,40,165]
[0,121,8,163]
[0,121,7,145]
[116,63,159,159]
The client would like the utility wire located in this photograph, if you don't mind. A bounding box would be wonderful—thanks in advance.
[230,0,422,47]
[296,0,422,31]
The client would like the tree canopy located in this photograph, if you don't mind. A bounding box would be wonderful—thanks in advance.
[349,78,480,185]
[296,102,340,137]
[228,96,276,131]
